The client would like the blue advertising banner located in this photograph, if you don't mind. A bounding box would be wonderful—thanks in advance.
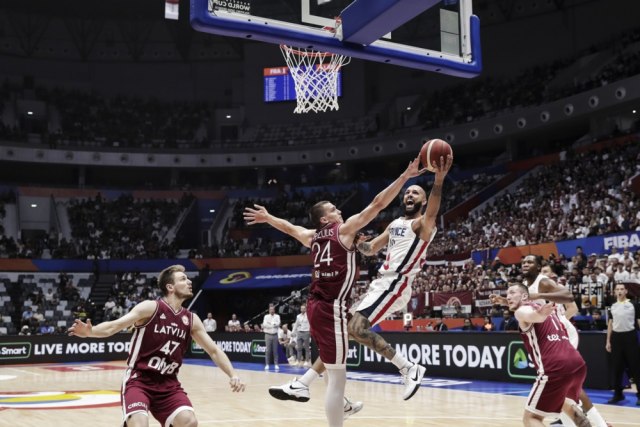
[31,259,199,273]
[202,266,311,290]
[555,230,640,256]
[472,230,640,265]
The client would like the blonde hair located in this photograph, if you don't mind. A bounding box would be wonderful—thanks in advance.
[158,265,185,296]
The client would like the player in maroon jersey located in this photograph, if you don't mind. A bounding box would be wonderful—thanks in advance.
[244,157,425,427]
[506,283,591,427]
[68,264,245,427]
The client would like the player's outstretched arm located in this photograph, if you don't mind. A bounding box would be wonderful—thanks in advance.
[417,154,453,241]
[244,204,315,248]
[67,300,156,338]
[532,278,574,304]
[514,302,555,326]
[356,227,390,256]
[342,157,425,236]
[192,313,246,392]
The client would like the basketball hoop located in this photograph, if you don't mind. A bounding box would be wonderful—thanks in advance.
[279,44,351,114]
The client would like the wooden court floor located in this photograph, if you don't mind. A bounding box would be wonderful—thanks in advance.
[1,360,639,426]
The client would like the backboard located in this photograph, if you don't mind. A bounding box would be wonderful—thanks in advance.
[190,0,481,77]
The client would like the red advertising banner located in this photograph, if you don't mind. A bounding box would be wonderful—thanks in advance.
[431,291,473,307]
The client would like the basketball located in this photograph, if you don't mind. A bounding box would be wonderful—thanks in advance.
[419,139,453,172]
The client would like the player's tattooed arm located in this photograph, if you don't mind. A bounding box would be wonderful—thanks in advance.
[355,228,390,256]
[356,240,374,256]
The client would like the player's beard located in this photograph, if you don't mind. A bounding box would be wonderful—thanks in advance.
[404,201,423,216]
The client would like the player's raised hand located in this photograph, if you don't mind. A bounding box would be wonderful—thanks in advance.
[489,294,507,306]
[229,376,246,392]
[68,318,92,337]
[244,204,270,225]
[433,154,453,178]
[536,302,555,317]
[402,157,428,179]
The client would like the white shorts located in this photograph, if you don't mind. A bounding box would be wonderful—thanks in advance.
[356,274,412,326]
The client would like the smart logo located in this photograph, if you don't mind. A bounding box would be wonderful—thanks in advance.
[346,342,361,367]
[0,343,31,360]
[250,340,266,358]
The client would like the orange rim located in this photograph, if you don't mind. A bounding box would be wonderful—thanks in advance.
[280,44,336,58]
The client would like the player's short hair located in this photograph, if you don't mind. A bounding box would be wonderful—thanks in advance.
[523,254,543,267]
[511,283,529,296]
[309,201,330,229]
[158,264,185,296]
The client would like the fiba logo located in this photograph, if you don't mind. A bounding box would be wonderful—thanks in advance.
[512,348,529,369]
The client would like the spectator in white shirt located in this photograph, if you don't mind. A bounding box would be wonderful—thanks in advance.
[629,265,640,284]
[292,303,312,367]
[614,264,630,283]
[262,304,281,370]
[203,312,217,332]
[278,324,296,363]
[227,313,241,332]
[608,247,625,263]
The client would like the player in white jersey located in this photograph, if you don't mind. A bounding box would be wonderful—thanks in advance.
[352,152,452,400]
[492,256,609,427]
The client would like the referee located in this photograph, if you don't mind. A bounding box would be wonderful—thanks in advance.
[606,283,640,405]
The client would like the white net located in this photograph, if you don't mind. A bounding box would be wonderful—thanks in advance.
[280,45,351,114]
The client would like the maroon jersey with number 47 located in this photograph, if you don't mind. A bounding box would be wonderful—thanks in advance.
[126,299,192,378]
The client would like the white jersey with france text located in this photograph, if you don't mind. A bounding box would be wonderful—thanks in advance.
[379,217,436,279]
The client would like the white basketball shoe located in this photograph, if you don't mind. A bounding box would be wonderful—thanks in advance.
[401,363,426,400]
[268,378,311,402]
[343,397,364,420]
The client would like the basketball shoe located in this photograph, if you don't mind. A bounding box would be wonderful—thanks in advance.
[343,397,364,420]
[268,378,311,402]
[401,363,426,400]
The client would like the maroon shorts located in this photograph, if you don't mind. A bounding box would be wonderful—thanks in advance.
[122,369,193,427]
[307,297,348,368]
[525,363,586,417]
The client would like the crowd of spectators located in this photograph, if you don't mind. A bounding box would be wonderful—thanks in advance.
[64,193,192,259]
[428,143,640,256]
[0,194,192,259]
[417,26,640,130]
[102,271,161,322]
[1,28,638,151]
[39,87,211,150]
[224,188,357,257]
[16,272,85,336]
[347,245,640,330]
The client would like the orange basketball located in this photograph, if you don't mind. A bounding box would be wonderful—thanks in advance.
[419,139,452,172]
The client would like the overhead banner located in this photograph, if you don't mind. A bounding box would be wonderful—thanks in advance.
[202,266,311,290]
